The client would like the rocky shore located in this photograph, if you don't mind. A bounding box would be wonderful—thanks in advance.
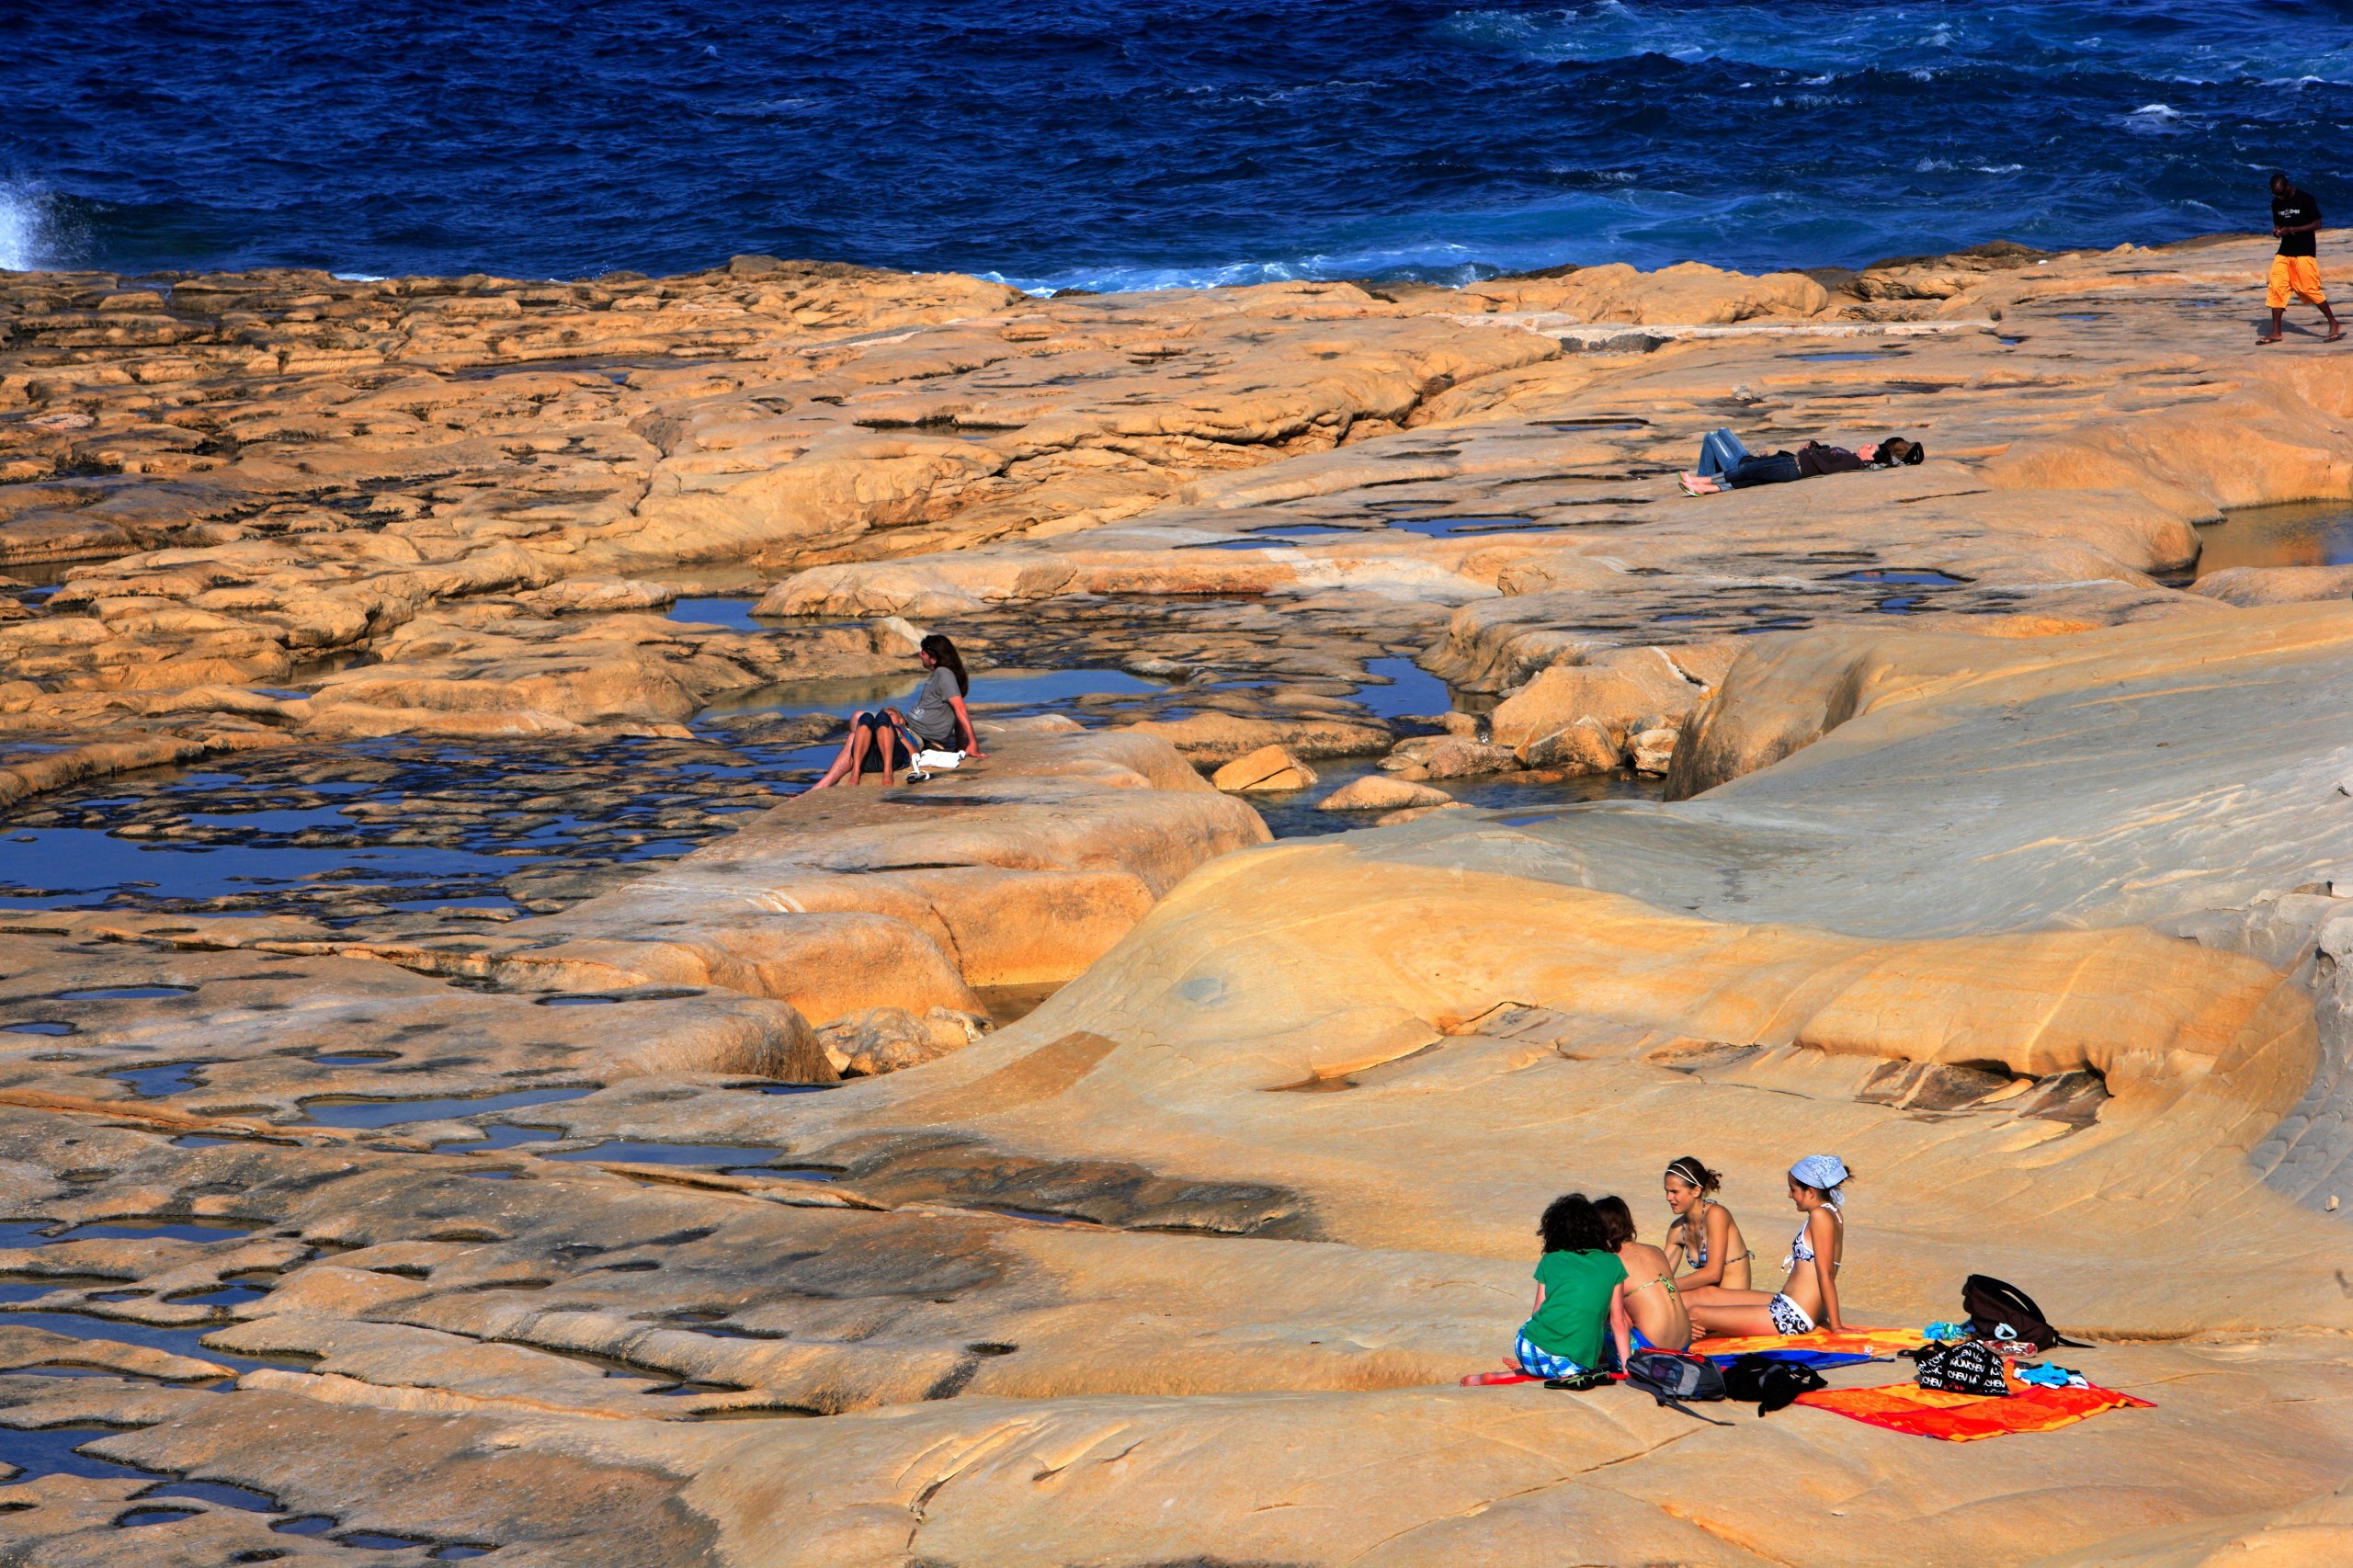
[2,234,2350,1564]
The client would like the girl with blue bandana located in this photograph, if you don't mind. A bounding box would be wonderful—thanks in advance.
[1683,1155,1850,1339]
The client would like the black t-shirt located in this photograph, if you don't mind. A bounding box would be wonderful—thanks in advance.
[2275,187,2322,256]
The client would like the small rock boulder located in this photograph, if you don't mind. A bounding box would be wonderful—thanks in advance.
[1520,717,1624,776]
[1490,649,1724,759]
[1381,736,1520,779]
[1630,727,1681,775]
[1316,775,1453,812]
[516,576,677,617]
[1211,744,1318,794]
[820,1006,991,1077]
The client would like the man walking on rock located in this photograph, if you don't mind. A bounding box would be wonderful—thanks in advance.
[2261,171,2342,344]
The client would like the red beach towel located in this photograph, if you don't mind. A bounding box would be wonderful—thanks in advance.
[1795,1380,2153,1441]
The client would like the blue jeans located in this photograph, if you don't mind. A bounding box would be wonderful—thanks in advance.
[1725,451,1802,488]
[1698,427,1752,478]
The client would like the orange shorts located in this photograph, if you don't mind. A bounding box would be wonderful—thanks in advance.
[2269,255,2326,309]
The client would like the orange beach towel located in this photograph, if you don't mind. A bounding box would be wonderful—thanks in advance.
[1796,1380,2153,1441]
[1694,1326,1926,1358]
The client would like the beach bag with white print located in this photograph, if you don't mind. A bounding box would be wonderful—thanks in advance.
[1910,1336,2011,1398]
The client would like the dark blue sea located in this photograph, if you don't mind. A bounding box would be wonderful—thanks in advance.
[4,1,2351,290]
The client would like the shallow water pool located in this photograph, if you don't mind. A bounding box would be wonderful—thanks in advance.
[1248,757,1661,839]
[0,824,548,913]
[667,597,767,632]
[1351,657,1455,720]
[2194,502,2353,578]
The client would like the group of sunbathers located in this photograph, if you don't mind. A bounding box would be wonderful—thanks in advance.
[1508,1153,1851,1379]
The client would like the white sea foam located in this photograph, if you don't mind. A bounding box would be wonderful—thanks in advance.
[0,184,45,272]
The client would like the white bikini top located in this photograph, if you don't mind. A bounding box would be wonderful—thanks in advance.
[1784,1209,1841,1273]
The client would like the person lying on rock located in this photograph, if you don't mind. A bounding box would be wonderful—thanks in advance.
[1506,1192,1625,1380]
[1683,1154,1849,1338]
[806,632,985,790]
[1679,430,1923,494]
[1595,1195,1694,1365]
[1661,1154,1754,1293]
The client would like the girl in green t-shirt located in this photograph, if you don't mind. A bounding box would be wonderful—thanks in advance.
[1510,1193,1628,1378]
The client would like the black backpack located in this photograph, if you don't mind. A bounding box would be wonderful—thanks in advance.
[1911,1337,2011,1398]
[1963,1274,2089,1352]
[1622,1347,1732,1425]
[1721,1352,1828,1415]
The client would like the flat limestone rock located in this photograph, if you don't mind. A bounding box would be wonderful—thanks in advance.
[1316,774,1452,812]
[346,728,1271,1023]
[2192,562,2353,607]
[1124,710,1394,766]
[1211,744,1317,793]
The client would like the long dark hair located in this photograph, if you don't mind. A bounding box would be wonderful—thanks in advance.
[920,632,969,696]
[1664,1155,1722,1197]
[1593,1195,1636,1250]
[1539,1193,1607,1255]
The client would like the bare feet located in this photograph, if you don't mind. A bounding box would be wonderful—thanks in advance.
[2329,327,2347,343]
[2257,334,2283,345]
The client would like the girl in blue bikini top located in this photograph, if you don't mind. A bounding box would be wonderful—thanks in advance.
[1662,1154,1753,1292]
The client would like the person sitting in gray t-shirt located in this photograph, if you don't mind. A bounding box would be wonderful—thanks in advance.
[806,632,984,790]
[904,662,965,750]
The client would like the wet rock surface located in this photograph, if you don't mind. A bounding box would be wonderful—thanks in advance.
[3,238,2353,1563]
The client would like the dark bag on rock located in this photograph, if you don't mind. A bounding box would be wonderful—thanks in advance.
[1963,1274,2089,1351]
[1623,1348,1732,1425]
[1721,1352,1828,1415]
[1911,1336,2011,1398]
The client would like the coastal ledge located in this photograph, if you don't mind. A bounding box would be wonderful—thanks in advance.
[2,233,2353,1566]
